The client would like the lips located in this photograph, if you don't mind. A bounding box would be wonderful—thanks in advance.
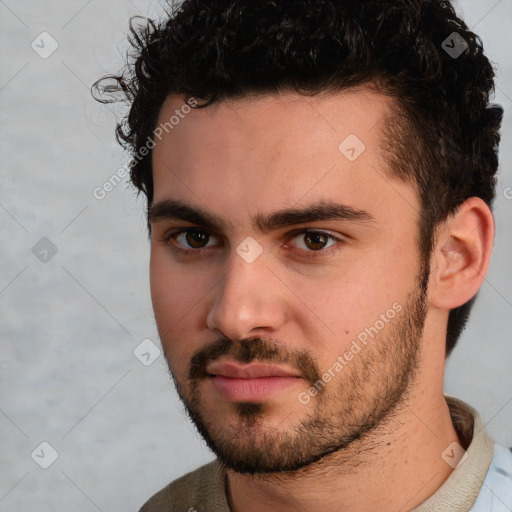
[206,361,303,402]
[206,361,301,379]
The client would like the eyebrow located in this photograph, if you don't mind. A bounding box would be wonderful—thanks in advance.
[149,200,227,231]
[148,199,375,232]
[254,201,375,231]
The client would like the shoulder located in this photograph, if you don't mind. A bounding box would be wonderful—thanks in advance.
[138,460,230,512]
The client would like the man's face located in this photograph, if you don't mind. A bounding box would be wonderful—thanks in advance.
[150,89,429,473]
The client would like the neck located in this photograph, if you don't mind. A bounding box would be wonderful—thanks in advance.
[226,387,460,512]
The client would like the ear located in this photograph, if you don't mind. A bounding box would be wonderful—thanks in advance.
[429,197,495,310]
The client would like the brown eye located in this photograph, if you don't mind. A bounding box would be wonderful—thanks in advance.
[288,230,340,253]
[185,229,210,248]
[303,232,330,250]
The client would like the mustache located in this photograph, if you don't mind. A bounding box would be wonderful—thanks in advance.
[188,337,321,384]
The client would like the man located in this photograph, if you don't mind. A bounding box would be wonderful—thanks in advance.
[95,0,512,510]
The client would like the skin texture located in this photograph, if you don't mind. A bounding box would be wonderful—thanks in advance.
[149,88,494,512]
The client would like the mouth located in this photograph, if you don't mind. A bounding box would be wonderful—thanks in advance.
[206,361,303,402]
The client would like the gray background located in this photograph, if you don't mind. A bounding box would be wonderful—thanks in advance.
[0,0,511,510]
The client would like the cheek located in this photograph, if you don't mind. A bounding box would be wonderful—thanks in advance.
[149,250,212,359]
[281,251,414,342]
[150,249,209,314]
[150,257,182,326]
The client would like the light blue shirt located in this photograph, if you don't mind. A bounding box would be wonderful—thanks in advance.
[470,444,512,511]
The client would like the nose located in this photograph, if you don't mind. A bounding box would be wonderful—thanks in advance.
[206,249,287,340]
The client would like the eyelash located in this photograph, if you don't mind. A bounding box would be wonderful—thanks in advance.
[160,228,345,258]
[161,228,218,256]
[284,229,343,258]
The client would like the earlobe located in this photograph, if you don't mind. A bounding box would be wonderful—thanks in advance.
[429,197,494,310]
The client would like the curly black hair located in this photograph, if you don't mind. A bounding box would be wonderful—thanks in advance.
[93,0,503,356]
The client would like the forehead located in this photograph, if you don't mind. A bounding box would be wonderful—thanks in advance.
[151,88,417,228]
